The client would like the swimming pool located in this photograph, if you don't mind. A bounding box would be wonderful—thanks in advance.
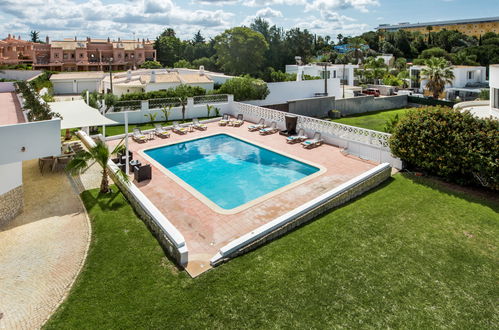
[143,134,321,211]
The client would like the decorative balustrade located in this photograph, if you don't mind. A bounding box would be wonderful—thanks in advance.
[234,102,391,150]
[113,100,142,112]
[193,94,229,105]
[148,97,181,109]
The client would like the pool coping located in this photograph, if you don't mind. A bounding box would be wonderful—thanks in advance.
[139,132,327,215]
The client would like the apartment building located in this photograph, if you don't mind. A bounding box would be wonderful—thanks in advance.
[377,16,499,38]
[0,35,156,72]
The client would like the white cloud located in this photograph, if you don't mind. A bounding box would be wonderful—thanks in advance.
[0,0,234,39]
[255,7,283,18]
[306,0,379,13]
[294,13,368,36]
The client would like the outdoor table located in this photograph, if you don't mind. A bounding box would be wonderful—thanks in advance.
[129,159,142,172]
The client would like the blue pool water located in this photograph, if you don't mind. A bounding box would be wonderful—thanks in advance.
[144,134,320,210]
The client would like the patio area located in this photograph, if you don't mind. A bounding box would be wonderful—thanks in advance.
[108,120,378,276]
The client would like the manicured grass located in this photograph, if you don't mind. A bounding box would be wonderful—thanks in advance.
[60,117,214,139]
[45,174,498,329]
[331,107,413,132]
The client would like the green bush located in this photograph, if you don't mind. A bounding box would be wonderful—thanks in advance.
[16,81,59,121]
[119,84,206,101]
[390,106,499,190]
[408,96,455,107]
[216,75,269,101]
[139,61,163,69]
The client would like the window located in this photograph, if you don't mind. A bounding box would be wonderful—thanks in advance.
[468,71,473,80]
[79,53,83,58]
[494,88,499,109]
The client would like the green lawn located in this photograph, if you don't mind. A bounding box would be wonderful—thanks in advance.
[331,108,413,132]
[45,174,498,329]
[60,117,214,138]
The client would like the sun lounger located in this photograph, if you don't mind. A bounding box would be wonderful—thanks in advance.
[286,128,307,144]
[154,123,170,138]
[259,121,278,135]
[172,121,188,134]
[132,127,147,142]
[301,132,324,149]
[233,114,244,127]
[248,118,266,132]
[192,118,207,130]
[219,114,230,126]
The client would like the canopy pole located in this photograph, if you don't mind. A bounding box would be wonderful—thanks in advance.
[102,99,106,140]
[125,112,129,176]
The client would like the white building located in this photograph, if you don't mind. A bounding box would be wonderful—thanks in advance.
[454,64,499,119]
[285,63,358,87]
[376,54,395,67]
[409,65,488,100]
[103,68,234,96]
[0,82,60,226]
[50,71,105,95]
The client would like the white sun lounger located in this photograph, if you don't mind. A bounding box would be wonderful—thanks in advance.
[248,118,266,132]
[259,121,278,135]
[154,123,170,138]
[301,132,324,149]
[286,128,307,144]
[132,127,147,142]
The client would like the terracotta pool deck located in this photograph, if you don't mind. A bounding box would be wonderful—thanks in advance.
[109,121,377,276]
[0,83,25,126]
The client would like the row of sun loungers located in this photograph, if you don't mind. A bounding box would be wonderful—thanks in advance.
[219,114,244,127]
[131,118,209,143]
[248,117,324,149]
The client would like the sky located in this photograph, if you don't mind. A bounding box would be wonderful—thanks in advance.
[0,0,498,41]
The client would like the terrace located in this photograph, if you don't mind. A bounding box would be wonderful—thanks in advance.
[107,120,379,275]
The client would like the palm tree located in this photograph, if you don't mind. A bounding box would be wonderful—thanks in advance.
[421,57,455,99]
[67,140,128,193]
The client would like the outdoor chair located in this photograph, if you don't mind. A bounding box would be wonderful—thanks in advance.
[259,121,278,135]
[218,114,230,126]
[172,121,188,134]
[38,157,55,175]
[154,123,170,138]
[134,164,152,182]
[132,128,147,142]
[192,118,207,130]
[302,132,324,149]
[233,114,244,127]
[286,128,307,144]
[248,118,266,132]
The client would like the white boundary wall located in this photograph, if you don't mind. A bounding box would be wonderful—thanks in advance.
[211,163,391,265]
[105,96,233,124]
[245,79,341,106]
[229,102,403,168]
[77,131,188,266]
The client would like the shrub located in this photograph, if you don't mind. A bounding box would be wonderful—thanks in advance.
[16,81,59,121]
[119,84,206,101]
[140,60,163,69]
[390,106,499,190]
[216,75,269,101]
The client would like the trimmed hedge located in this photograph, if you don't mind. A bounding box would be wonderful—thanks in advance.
[119,84,206,101]
[390,106,498,190]
[408,96,455,107]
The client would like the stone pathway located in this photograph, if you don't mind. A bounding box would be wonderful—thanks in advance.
[0,159,91,329]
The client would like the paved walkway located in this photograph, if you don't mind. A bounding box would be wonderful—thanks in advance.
[0,159,91,329]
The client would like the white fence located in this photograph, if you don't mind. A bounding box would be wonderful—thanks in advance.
[229,102,403,168]
[106,95,233,124]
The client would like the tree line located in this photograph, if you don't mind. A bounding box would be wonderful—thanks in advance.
[151,18,499,81]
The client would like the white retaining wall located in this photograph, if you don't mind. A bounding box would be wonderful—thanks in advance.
[245,78,341,106]
[230,102,403,168]
[0,70,43,81]
[211,163,392,265]
[77,131,188,266]
[106,98,232,125]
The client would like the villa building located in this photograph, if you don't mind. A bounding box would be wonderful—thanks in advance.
[285,63,358,86]
[0,82,60,226]
[409,65,488,100]
[376,16,499,38]
[0,35,156,71]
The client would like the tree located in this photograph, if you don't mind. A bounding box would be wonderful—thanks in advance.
[161,105,173,122]
[154,28,183,67]
[173,59,193,68]
[214,27,268,76]
[421,57,455,99]
[140,60,162,69]
[348,37,367,64]
[216,76,270,101]
[419,47,450,60]
[30,31,40,43]
[193,30,205,44]
[450,51,479,66]
[67,140,128,194]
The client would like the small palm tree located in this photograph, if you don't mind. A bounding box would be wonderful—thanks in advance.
[206,104,215,118]
[144,112,157,126]
[67,140,128,193]
[161,105,173,122]
[179,97,187,121]
[421,57,455,99]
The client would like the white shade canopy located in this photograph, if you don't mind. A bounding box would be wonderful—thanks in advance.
[49,100,118,129]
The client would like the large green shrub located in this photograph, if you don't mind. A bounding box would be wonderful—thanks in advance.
[390,106,499,190]
[16,81,59,121]
[119,84,206,101]
[216,75,269,101]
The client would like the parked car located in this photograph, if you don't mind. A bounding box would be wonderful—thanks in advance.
[363,88,380,97]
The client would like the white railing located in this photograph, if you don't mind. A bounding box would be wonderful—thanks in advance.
[234,102,391,150]
[193,94,229,105]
